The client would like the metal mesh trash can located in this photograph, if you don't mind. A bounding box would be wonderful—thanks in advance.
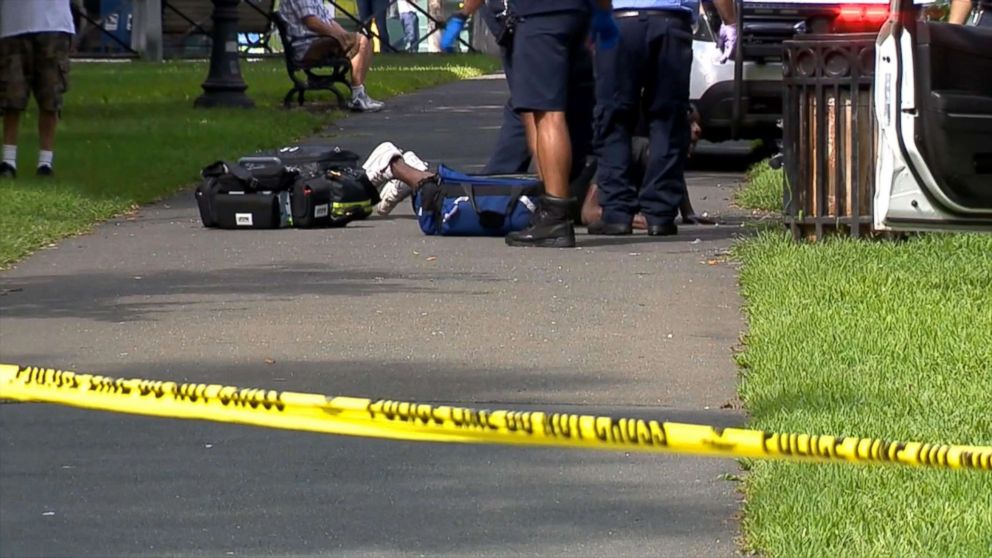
[782,33,877,240]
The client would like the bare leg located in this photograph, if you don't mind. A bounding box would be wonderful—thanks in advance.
[38,110,58,151]
[583,184,648,229]
[521,112,539,177]
[505,110,576,247]
[533,111,570,198]
[389,158,433,189]
[3,111,20,146]
[580,183,602,225]
[350,34,372,87]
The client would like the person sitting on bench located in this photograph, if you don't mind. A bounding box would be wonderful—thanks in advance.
[281,0,384,112]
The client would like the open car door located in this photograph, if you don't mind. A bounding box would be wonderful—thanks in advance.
[874,0,992,232]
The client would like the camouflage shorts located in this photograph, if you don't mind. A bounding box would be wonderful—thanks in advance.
[301,33,362,67]
[0,32,72,113]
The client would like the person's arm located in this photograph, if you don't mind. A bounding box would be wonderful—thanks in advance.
[440,0,484,51]
[301,14,349,42]
[457,0,485,18]
[948,0,973,24]
[711,0,738,64]
[712,0,737,25]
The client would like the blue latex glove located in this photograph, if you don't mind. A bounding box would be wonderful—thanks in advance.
[440,13,467,52]
[717,23,738,64]
[590,8,619,50]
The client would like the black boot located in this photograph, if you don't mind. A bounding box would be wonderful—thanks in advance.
[505,195,576,248]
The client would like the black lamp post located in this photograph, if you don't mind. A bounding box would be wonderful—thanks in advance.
[194,0,254,108]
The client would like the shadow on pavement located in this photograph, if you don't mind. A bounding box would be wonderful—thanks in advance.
[0,264,500,323]
[578,223,749,248]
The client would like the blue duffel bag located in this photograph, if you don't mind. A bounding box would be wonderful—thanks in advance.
[413,164,542,236]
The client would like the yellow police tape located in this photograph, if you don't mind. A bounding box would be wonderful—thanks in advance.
[1,363,990,471]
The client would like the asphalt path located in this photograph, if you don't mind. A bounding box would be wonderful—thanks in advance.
[1,75,752,557]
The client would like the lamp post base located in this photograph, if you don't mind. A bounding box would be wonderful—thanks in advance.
[194,89,255,109]
[194,0,254,109]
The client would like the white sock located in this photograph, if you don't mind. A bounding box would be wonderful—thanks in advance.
[38,150,54,169]
[2,144,15,168]
[351,84,366,99]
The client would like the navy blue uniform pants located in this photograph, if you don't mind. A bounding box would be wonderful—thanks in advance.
[594,11,693,225]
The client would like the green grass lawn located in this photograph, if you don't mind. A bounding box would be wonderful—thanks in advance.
[734,170,992,556]
[0,54,499,267]
[735,160,783,212]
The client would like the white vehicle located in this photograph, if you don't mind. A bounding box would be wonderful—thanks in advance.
[874,0,992,232]
[690,0,929,143]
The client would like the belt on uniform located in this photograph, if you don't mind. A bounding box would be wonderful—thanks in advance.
[614,9,690,20]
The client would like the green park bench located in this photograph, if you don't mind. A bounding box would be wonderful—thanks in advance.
[271,10,352,109]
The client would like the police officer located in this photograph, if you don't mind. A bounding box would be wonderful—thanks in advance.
[501,0,619,248]
[443,0,534,174]
[442,1,597,182]
[589,0,736,237]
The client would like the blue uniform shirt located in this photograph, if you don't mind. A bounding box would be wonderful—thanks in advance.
[612,0,699,21]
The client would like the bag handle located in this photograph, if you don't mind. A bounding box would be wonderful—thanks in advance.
[459,183,527,212]
[459,182,527,229]
[202,160,258,189]
[226,163,255,184]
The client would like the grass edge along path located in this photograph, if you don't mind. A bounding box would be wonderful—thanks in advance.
[734,160,783,212]
[732,165,992,556]
[0,55,499,268]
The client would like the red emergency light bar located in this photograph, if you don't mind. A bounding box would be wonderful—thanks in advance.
[836,3,890,30]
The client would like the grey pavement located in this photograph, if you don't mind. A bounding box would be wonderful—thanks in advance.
[0,75,751,557]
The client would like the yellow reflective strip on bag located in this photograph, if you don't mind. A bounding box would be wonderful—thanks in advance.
[331,200,372,216]
[1,364,989,471]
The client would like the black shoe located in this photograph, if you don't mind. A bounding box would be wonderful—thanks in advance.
[0,162,15,179]
[506,195,576,248]
[587,220,633,235]
[36,165,54,177]
[647,222,678,237]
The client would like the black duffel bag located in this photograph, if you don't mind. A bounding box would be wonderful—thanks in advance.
[195,161,298,229]
[241,144,361,178]
[291,171,377,228]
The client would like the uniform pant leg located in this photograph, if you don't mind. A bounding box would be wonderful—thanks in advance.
[357,0,373,23]
[638,16,693,224]
[484,46,533,174]
[401,12,419,51]
[567,46,596,179]
[372,0,390,49]
[594,16,647,223]
[485,100,533,173]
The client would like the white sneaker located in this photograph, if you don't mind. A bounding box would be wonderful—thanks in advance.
[348,93,384,112]
[363,142,403,187]
[402,150,429,171]
[375,151,429,215]
[376,179,413,216]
